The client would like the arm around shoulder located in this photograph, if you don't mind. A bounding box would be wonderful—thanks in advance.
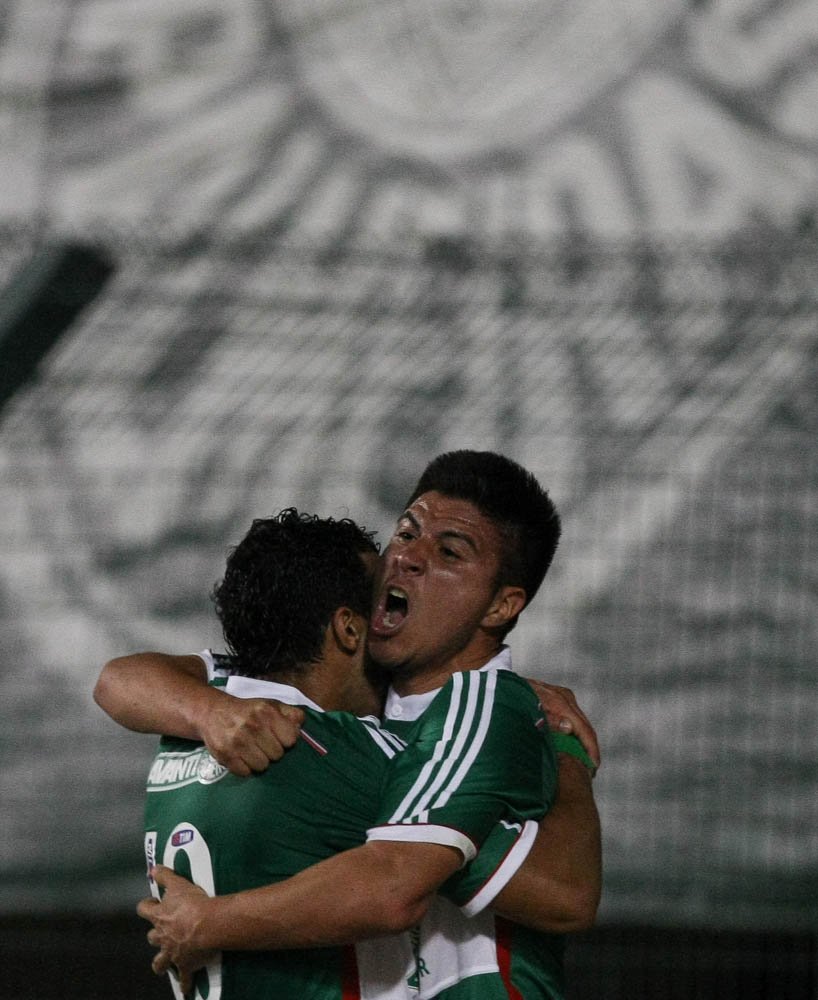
[93,652,211,737]
[93,652,304,775]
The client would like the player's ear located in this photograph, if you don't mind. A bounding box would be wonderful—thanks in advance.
[481,585,526,630]
[331,606,363,653]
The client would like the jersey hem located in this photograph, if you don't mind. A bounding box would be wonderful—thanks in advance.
[366,823,477,863]
[460,819,538,916]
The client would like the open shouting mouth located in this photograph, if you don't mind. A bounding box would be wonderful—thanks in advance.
[370,585,409,636]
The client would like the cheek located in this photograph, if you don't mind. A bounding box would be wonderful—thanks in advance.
[432,592,486,635]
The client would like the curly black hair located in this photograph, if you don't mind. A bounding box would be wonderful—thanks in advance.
[211,508,379,678]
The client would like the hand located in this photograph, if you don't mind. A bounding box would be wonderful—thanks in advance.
[199,695,304,776]
[137,866,217,996]
[525,679,601,770]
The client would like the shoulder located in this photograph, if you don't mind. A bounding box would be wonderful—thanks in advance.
[306,709,406,759]
[438,667,540,712]
[493,668,540,702]
[414,668,543,741]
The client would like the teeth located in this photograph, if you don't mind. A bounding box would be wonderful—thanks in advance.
[379,586,407,631]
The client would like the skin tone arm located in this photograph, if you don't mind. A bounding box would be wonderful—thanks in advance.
[140,840,461,994]
[141,759,601,995]
[93,654,304,776]
[492,754,602,932]
[100,653,601,986]
[138,757,601,992]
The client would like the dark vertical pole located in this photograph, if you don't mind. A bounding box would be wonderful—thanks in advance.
[0,241,116,414]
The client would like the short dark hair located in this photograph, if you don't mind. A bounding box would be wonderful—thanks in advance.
[406,450,560,629]
[211,508,379,678]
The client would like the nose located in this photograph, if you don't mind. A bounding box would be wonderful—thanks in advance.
[391,537,426,574]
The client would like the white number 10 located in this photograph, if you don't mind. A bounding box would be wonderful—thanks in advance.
[145,824,223,1000]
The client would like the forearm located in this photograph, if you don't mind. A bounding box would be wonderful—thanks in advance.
[493,756,602,932]
[177,842,459,952]
[93,652,215,738]
[96,652,303,775]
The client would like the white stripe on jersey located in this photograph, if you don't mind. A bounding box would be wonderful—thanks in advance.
[361,719,405,758]
[387,672,467,823]
[431,669,497,810]
[460,818,536,917]
[387,670,497,824]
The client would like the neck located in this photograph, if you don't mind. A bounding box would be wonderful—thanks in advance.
[390,644,501,697]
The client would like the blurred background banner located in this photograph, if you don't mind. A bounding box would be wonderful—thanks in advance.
[0,1,816,996]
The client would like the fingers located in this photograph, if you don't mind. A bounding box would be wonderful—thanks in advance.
[150,864,183,890]
[565,718,601,770]
[527,680,602,769]
[218,753,252,778]
[140,869,213,997]
[150,947,174,977]
[255,702,304,755]
[217,742,267,777]
[245,719,292,765]
[204,699,304,775]
[276,702,306,731]
[177,966,195,996]
[150,948,192,998]
[146,922,175,977]
[137,896,159,922]
[149,948,196,998]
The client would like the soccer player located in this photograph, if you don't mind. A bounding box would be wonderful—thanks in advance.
[141,508,396,998]
[98,451,601,997]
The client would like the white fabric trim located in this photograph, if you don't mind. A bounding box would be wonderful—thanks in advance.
[197,648,217,677]
[404,898,499,996]
[224,674,324,712]
[361,721,405,758]
[366,823,477,864]
[460,818,539,917]
[198,648,324,710]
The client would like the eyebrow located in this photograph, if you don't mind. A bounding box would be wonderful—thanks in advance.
[398,510,480,554]
[399,510,420,530]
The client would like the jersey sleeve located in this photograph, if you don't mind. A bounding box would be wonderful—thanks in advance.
[367,669,555,863]
[440,817,539,915]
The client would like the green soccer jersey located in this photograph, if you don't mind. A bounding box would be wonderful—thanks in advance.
[375,649,567,1000]
[144,665,409,1000]
[145,651,564,999]
[372,663,553,856]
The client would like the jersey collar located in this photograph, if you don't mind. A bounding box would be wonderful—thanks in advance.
[382,645,513,724]
[223,674,324,713]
